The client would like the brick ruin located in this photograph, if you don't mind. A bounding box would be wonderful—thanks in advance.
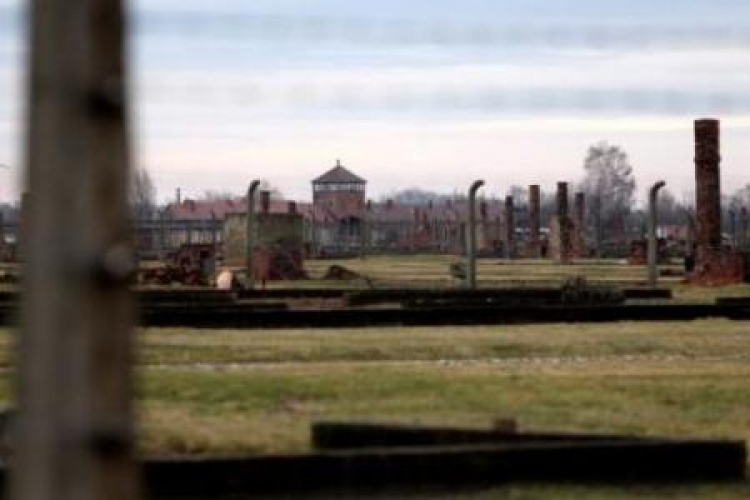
[223,190,307,283]
[129,131,748,278]
[528,185,541,258]
[549,182,573,264]
[505,196,515,258]
[692,118,746,284]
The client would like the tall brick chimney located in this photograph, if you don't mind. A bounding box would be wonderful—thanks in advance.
[529,185,541,257]
[694,118,722,267]
[557,182,571,264]
[505,195,515,258]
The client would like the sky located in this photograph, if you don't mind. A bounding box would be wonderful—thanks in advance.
[1,0,750,205]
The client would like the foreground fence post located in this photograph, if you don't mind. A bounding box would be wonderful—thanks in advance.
[647,181,666,287]
[466,180,485,289]
[13,0,140,499]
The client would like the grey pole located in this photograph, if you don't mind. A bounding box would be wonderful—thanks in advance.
[648,180,666,287]
[246,180,261,289]
[466,180,485,289]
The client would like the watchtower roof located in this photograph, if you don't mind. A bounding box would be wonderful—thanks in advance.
[313,160,366,185]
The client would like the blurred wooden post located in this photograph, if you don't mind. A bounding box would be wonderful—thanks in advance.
[13,0,140,499]
[0,211,5,258]
[466,180,484,289]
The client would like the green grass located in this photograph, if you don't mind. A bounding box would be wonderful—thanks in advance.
[305,256,680,285]
[1,320,749,459]
[3,320,750,497]
[301,256,749,304]
[137,356,750,456]
[135,320,750,366]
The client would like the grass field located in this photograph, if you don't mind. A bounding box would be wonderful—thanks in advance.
[3,320,750,454]
[1,320,750,497]
[3,257,750,497]
[139,320,750,498]
[302,256,750,303]
[306,256,673,287]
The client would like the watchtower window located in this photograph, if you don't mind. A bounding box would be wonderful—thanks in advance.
[314,182,365,193]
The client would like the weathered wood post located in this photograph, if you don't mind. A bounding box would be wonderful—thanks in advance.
[245,180,260,289]
[647,181,666,287]
[466,180,485,289]
[14,0,140,498]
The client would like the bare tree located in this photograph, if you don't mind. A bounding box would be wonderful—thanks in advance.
[131,166,156,220]
[729,184,750,212]
[580,141,637,253]
[259,179,284,200]
[200,190,237,202]
[657,188,689,226]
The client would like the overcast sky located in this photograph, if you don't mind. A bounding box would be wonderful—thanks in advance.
[1,0,750,204]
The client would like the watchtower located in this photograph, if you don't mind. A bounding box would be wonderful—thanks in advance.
[312,160,366,214]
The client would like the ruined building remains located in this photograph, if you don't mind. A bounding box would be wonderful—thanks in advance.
[692,118,746,284]
[549,182,572,264]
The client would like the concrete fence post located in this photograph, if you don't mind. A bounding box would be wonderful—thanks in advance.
[647,181,666,287]
[466,180,485,289]
[245,180,260,289]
